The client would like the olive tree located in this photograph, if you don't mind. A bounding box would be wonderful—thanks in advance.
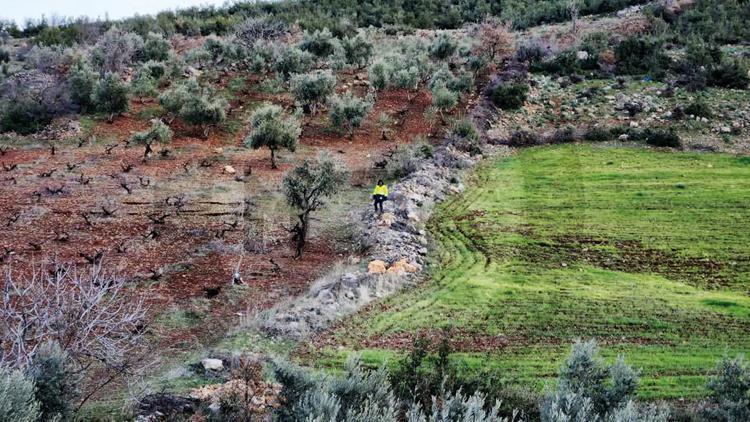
[540,340,668,422]
[274,47,314,80]
[158,78,200,122]
[68,58,97,112]
[299,28,337,58]
[158,78,226,137]
[244,104,300,169]
[0,366,40,422]
[340,33,374,69]
[92,72,129,122]
[131,118,173,157]
[329,92,374,138]
[282,155,348,257]
[130,70,157,103]
[703,354,750,421]
[27,341,79,422]
[391,66,420,101]
[290,70,336,114]
[140,32,171,62]
[180,94,227,138]
[431,86,458,120]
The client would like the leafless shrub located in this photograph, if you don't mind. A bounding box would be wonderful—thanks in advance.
[234,16,288,51]
[0,262,148,410]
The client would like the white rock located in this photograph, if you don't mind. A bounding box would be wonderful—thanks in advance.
[202,358,223,371]
[576,50,589,60]
[223,165,236,174]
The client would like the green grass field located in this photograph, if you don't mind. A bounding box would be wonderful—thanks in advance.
[312,145,750,399]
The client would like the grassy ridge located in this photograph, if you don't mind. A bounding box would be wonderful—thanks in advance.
[314,145,750,399]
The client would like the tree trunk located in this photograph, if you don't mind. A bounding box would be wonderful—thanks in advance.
[202,125,210,140]
[294,212,309,258]
[144,143,152,158]
[270,148,277,169]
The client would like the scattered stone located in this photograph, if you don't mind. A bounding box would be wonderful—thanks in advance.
[379,212,396,226]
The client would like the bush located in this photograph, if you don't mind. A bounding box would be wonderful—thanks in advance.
[244,104,301,169]
[140,32,171,62]
[429,33,457,61]
[90,26,144,74]
[490,82,528,110]
[643,128,681,148]
[329,92,374,137]
[685,98,712,118]
[368,60,391,91]
[703,354,750,421]
[552,126,579,144]
[0,71,70,134]
[708,60,750,89]
[506,130,540,147]
[141,60,166,80]
[233,15,288,50]
[290,70,336,114]
[614,37,669,76]
[273,356,396,422]
[584,126,612,142]
[92,72,129,121]
[274,47,314,79]
[159,78,200,118]
[540,340,668,421]
[299,28,337,57]
[431,86,459,116]
[429,65,474,93]
[340,33,373,69]
[0,365,40,422]
[390,66,420,99]
[23,45,75,74]
[130,70,158,102]
[385,143,431,179]
[451,118,479,142]
[26,341,79,422]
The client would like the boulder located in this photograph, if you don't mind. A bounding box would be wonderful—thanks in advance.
[367,260,387,274]
[223,165,236,174]
[202,358,224,371]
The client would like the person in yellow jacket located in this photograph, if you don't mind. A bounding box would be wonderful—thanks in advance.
[372,180,388,213]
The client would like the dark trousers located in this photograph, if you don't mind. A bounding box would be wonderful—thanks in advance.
[373,195,387,212]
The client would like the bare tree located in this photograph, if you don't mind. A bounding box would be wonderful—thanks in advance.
[474,16,516,65]
[233,16,288,51]
[568,0,581,33]
[0,261,148,410]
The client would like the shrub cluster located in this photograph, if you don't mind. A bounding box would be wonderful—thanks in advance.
[490,81,529,110]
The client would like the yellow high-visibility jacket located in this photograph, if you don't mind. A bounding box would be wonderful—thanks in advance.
[373,184,388,196]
